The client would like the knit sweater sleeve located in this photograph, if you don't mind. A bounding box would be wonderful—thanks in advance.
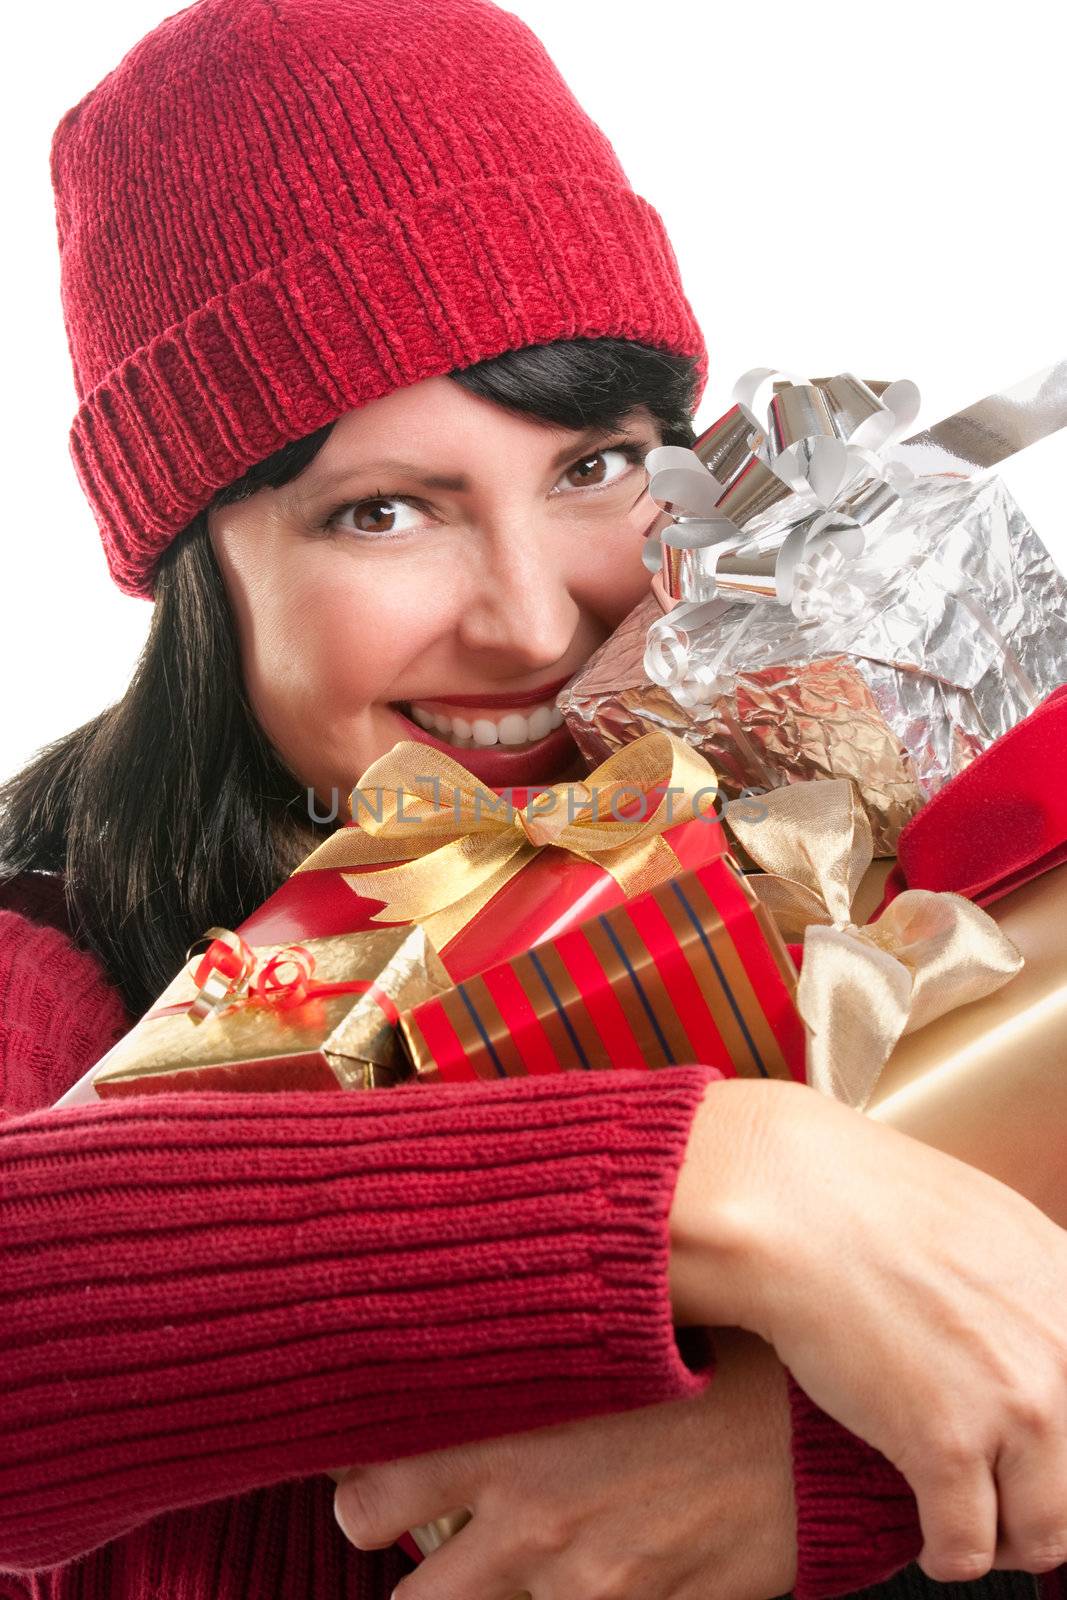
[787,1378,922,1594]
[0,906,723,1573]
[0,908,922,1595]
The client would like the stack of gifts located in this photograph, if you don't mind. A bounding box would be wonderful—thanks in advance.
[546,357,1067,1214]
[57,731,808,1104]
[55,361,1067,1574]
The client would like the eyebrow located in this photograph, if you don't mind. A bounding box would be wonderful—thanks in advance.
[304,426,643,496]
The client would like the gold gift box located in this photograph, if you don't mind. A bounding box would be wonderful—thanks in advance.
[854,861,1067,1228]
[89,925,453,1097]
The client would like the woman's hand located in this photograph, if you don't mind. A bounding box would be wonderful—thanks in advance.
[668,1078,1067,1585]
[331,1326,797,1600]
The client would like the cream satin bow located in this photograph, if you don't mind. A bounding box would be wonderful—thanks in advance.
[727,780,1024,1110]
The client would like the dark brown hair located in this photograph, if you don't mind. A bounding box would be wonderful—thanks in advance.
[0,337,699,1017]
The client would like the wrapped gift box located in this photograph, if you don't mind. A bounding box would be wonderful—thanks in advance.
[859,694,1067,1227]
[85,923,453,1098]
[59,732,734,1104]
[863,857,1067,1229]
[560,365,1067,853]
[396,851,806,1086]
[238,733,730,979]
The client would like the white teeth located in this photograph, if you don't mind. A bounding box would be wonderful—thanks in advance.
[401,697,564,748]
[526,705,553,741]
[497,713,529,746]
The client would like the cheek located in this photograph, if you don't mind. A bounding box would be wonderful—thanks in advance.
[581,527,654,625]
[239,556,457,714]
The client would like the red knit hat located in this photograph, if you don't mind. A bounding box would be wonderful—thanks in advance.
[49,0,708,601]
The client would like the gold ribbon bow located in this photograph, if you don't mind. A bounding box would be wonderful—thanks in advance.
[727,780,1024,1110]
[293,730,721,950]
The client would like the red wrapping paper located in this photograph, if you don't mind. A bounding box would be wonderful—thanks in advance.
[238,802,728,983]
[399,853,807,1086]
[875,684,1067,912]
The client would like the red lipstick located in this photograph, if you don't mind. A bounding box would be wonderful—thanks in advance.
[403,673,576,710]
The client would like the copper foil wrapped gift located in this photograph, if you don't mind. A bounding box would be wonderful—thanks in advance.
[559,364,1067,853]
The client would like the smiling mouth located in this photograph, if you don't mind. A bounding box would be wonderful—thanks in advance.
[390,697,565,750]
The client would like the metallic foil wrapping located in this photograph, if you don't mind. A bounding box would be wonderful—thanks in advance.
[726,778,1024,1111]
[560,362,1067,855]
[560,473,1067,855]
[86,924,453,1098]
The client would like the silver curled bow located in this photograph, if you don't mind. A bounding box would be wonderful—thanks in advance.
[642,361,1067,707]
[641,370,924,618]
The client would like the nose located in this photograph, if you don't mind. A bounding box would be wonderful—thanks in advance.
[454,511,581,666]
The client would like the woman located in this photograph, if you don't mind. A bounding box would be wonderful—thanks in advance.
[1,0,1064,1596]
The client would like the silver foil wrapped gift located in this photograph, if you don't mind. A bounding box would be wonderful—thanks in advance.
[558,363,1067,853]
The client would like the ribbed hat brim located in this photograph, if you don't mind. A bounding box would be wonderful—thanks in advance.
[70,173,707,600]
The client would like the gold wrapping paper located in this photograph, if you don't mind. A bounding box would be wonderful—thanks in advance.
[866,859,1067,1229]
[90,925,453,1096]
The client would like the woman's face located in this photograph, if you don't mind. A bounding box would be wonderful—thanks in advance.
[207,374,665,811]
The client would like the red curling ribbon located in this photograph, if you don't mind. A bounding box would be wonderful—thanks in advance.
[246,945,316,1010]
[145,927,393,1025]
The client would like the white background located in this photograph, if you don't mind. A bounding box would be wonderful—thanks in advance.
[2,0,1064,782]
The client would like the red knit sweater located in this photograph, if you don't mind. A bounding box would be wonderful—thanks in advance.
[0,882,938,1600]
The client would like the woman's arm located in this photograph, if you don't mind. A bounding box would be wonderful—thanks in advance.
[786,1375,922,1597]
[0,904,935,1600]
[0,906,723,1572]
[10,908,1049,1593]
[0,1073,721,1574]
[339,1073,1066,1600]
[335,1324,801,1600]
[669,1076,1067,1587]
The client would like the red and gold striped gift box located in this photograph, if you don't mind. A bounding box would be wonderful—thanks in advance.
[398,854,807,1085]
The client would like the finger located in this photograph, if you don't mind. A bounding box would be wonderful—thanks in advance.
[910,1449,999,1584]
[389,1516,530,1600]
[334,1457,475,1552]
[991,1424,1067,1574]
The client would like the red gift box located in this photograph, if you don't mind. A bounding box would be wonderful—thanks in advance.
[399,852,807,1086]
[239,741,731,982]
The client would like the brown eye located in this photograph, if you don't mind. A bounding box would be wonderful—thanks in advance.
[353,498,396,534]
[564,451,610,488]
[556,444,644,495]
[322,495,430,538]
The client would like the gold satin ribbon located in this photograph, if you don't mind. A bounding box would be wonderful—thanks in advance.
[292,730,722,951]
[727,780,1025,1110]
